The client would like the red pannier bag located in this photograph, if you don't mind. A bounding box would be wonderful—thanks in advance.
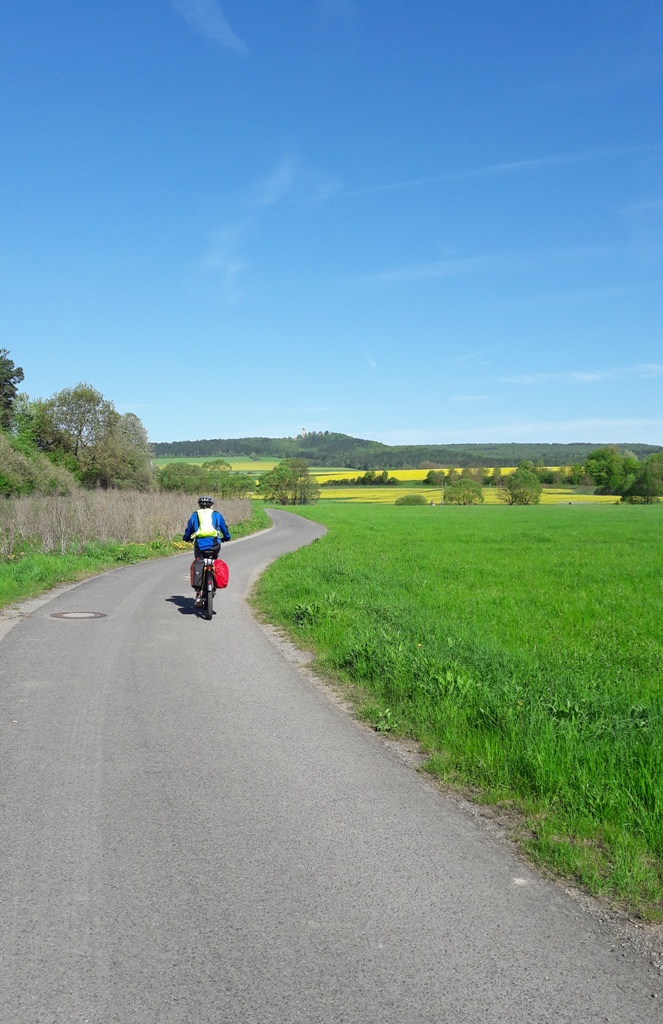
[213,559,229,589]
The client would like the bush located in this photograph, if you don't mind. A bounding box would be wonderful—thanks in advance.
[394,493,427,506]
[444,480,484,505]
[0,431,78,497]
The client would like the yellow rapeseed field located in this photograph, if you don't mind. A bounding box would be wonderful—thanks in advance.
[318,486,616,504]
[312,466,565,484]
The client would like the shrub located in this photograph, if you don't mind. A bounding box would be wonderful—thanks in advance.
[394,493,427,506]
[0,431,78,497]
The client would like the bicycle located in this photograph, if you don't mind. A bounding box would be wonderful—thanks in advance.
[199,555,217,620]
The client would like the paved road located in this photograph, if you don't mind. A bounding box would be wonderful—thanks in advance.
[1,510,660,1023]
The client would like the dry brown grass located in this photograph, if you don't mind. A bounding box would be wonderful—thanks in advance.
[0,492,251,556]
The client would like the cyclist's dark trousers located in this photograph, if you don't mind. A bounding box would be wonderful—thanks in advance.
[194,540,221,561]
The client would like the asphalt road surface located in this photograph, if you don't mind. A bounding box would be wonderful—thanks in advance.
[1,510,661,1023]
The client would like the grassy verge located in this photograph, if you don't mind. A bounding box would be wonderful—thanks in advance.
[0,501,271,610]
[252,501,663,917]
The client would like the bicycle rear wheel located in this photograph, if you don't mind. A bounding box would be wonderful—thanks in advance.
[204,581,214,620]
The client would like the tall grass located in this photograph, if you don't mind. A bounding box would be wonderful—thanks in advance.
[253,502,663,913]
[0,491,251,557]
[0,493,269,609]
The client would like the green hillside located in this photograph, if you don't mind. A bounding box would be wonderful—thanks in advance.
[152,432,662,470]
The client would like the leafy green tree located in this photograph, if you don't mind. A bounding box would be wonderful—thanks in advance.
[86,412,154,490]
[260,459,320,505]
[0,349,24,430]
[585,447,639,495]
[423,469,445,485]
[497,464,542,505]
[564,463,586,485]
[42,383,115,459]
[159,462,209,493]
[444,480,484,505]
[621,453,663,503]
[12,395,63,452]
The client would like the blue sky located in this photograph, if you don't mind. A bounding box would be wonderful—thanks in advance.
[1,0,662,444]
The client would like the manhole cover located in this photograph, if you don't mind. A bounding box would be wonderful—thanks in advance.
[50,612,107,620]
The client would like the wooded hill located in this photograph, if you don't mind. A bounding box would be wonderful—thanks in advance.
[152,433,662,470]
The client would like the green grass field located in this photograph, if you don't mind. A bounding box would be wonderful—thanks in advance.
[151,456,279,472]
[253,501,663,914]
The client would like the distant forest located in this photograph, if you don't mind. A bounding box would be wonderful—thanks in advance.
[152,433,663,470]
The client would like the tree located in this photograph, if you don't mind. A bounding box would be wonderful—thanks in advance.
[497,464,542,505]
[24,383,154,489]
[565,463,585,485]
[87,412,154,490]
[0,348,24,430]
[159,462,209,493]
[42,383,115,458]
[444,480,484,505]
[585,447,639,495]
[260,459,320,505]
[620,453,663,503]
[12,395,65,453]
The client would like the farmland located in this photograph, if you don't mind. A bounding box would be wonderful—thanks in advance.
[151,456,280,472]
[153,457,617,504]
[316,485,615,504]
[254,501,663,913]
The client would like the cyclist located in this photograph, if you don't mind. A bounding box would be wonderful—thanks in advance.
[183,496,231,606]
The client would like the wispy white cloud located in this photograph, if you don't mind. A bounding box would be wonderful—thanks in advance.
[194,224,249,302]
[501,364,663,385]
[188,157,333,301]
[364,348,377,369]
[249,159,298,209]
[170,0,247,54]
[249,158,342,210]
[318,144,662,204]
[358,246,614,285]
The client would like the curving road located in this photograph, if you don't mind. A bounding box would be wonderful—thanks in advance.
[1,510,660,1023]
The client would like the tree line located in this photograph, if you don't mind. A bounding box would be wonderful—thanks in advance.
[1,349,154,496]
[0,348,249,499]
[437,452,663,505]
[153,431,661,470]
